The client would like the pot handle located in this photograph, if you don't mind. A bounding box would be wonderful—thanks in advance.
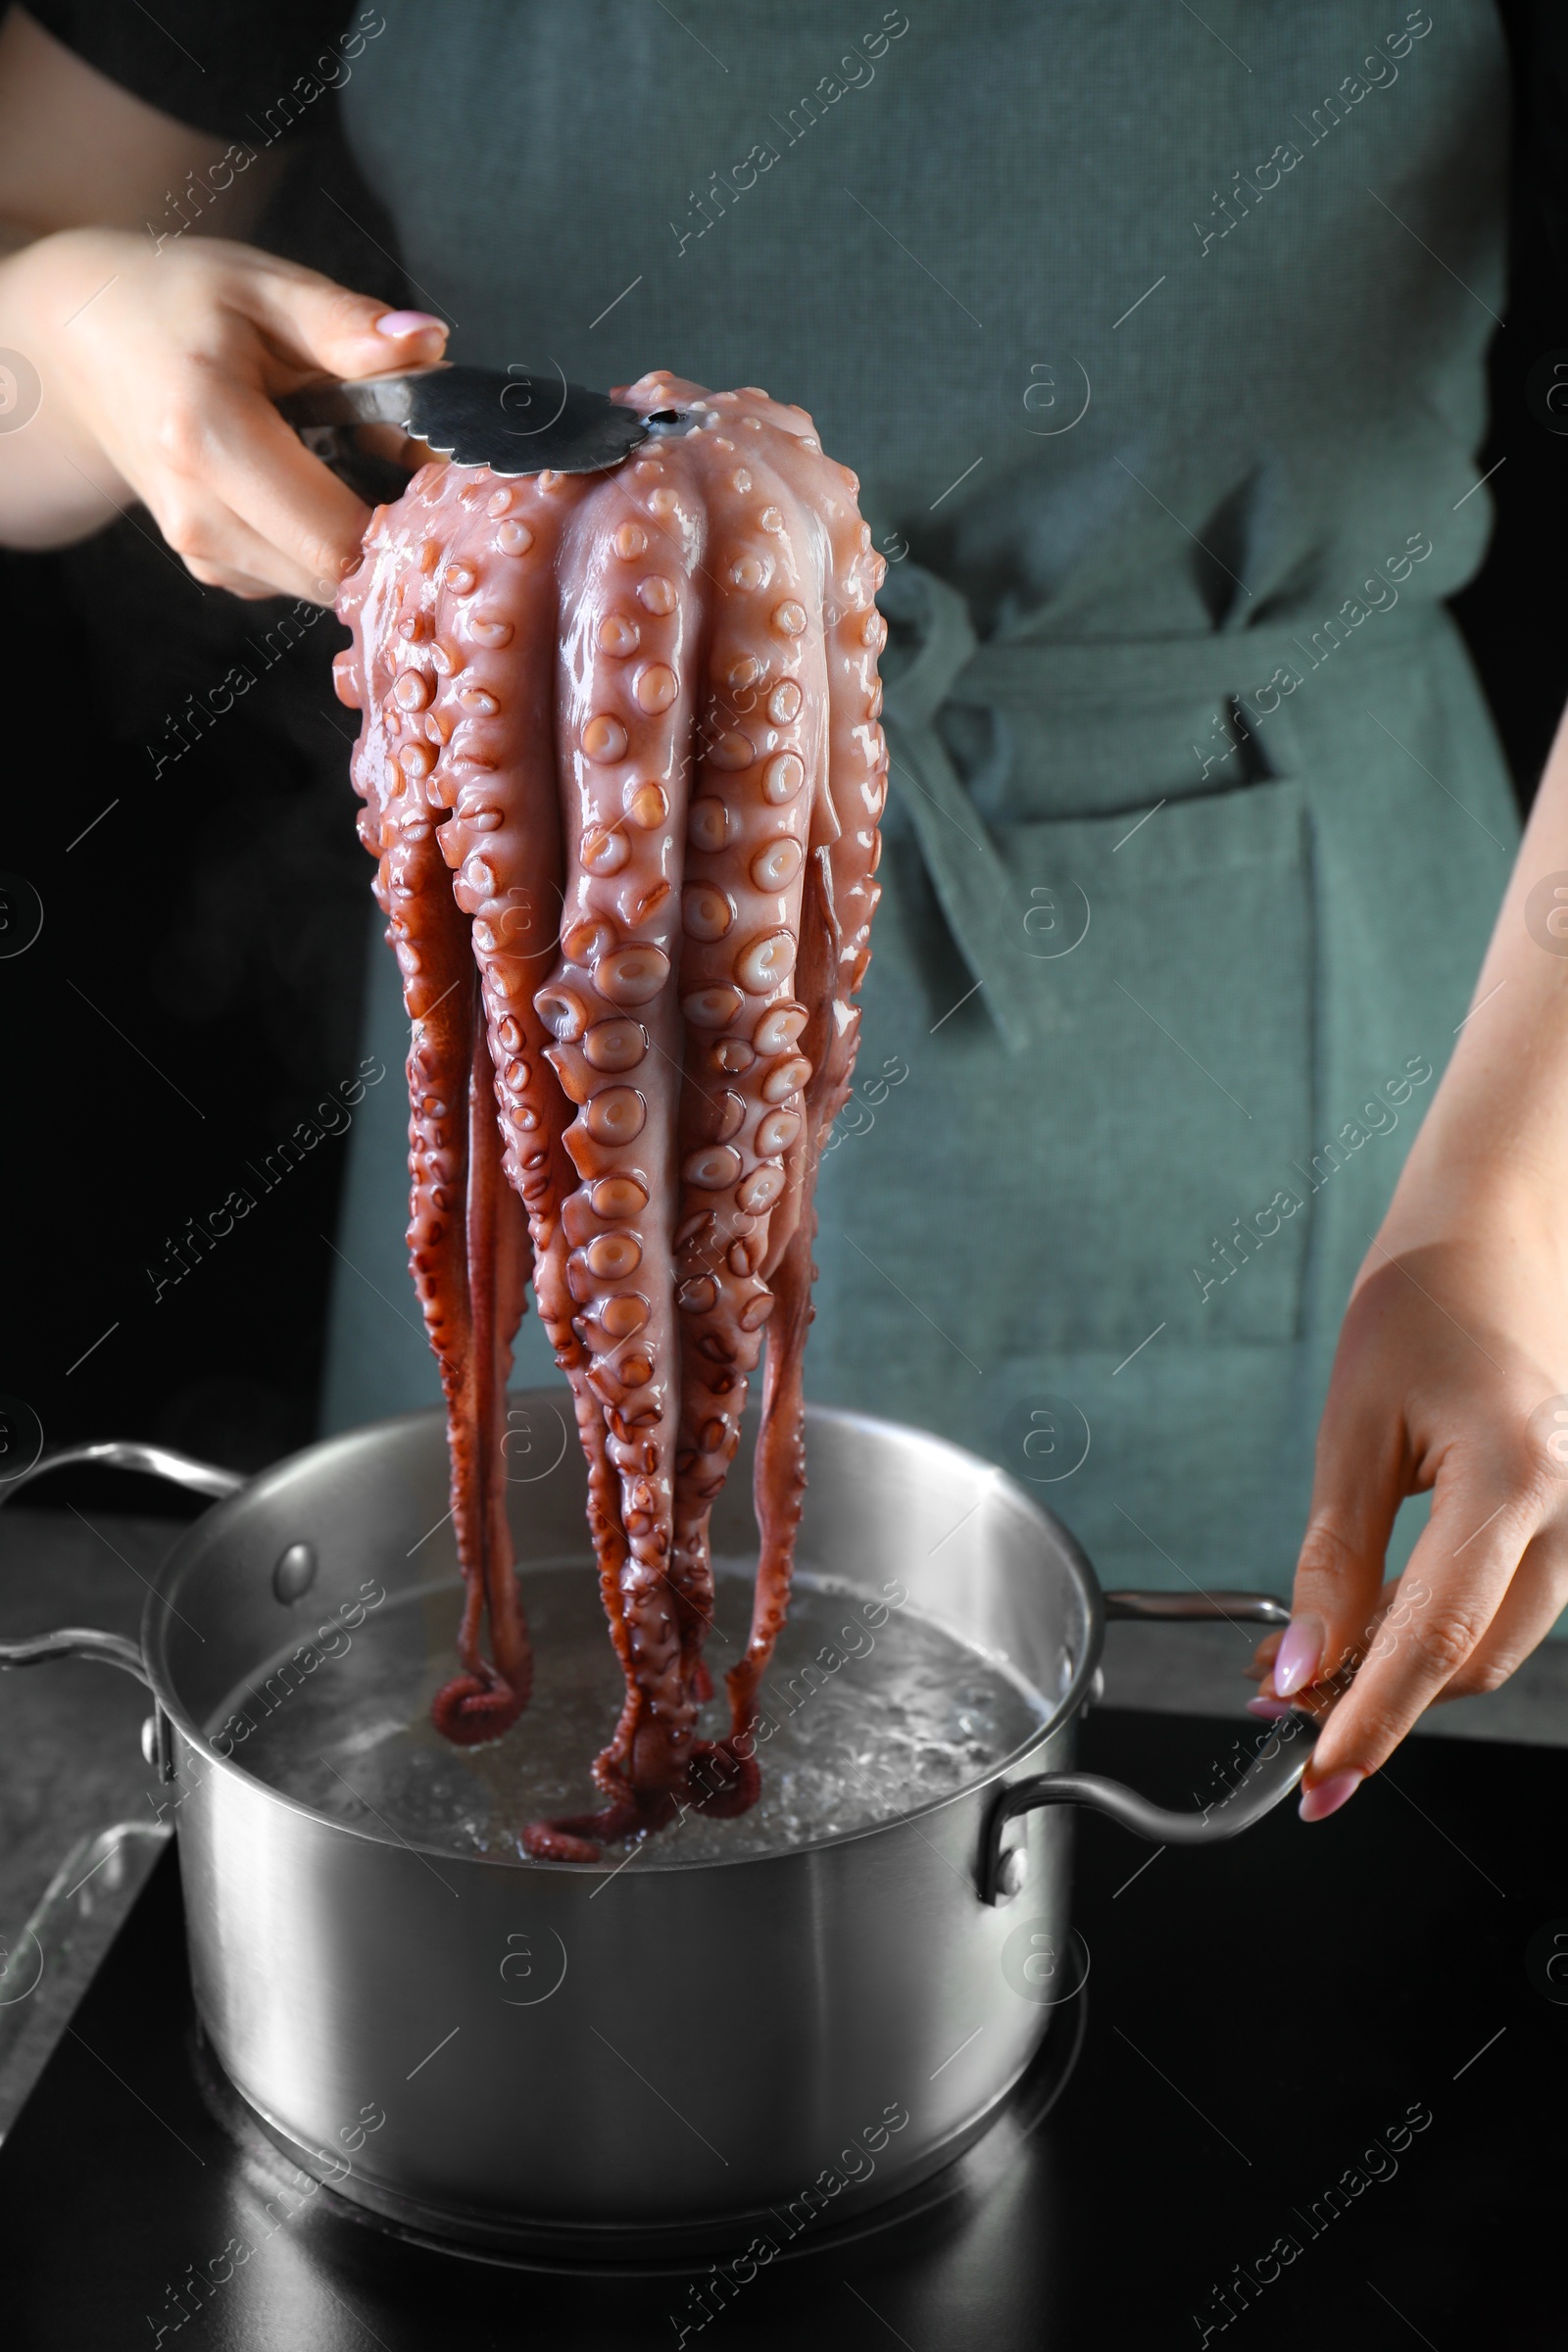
[0,1627,151,1686]
[1102,1588,1290,1628]
[980,1586,1313,1904]
[0,1440,242,1695]
[0,1439,245,1512]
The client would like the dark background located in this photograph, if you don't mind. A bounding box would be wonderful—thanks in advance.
[4,11,1568,1495]
[1,120,408,1491]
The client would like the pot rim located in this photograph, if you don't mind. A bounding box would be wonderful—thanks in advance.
[139,1398,1105,1881]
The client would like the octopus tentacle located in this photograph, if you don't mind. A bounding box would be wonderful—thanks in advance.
[667,436,827,1783]
[536,450,709,1812]
[341,482,500,1674]
[724,855,834,1742]
[337,472,543,1742]
[720,411,887,1739]
[427,1006,533,1739]
[399,872,483,1580]
[491,1145,534,1559]
[416,467,601,1738]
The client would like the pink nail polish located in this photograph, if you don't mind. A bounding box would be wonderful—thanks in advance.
[1298,1769,1363,1823]
[375,309,445,338]
[1274,1614,1324,1698]
[1247,1695,1292,1721]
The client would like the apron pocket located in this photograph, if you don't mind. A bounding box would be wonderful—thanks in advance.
[810,773,1316,1394]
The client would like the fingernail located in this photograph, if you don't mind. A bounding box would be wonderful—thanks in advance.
[375,309,445,338]
[1274,1614,1324,1698]
[1298,1769,1363,1823]
[1247,1695,1292,1721]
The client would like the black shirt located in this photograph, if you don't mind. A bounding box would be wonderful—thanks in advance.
[26,0,356,145]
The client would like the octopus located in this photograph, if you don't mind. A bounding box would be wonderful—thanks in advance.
[332,372,886,1861]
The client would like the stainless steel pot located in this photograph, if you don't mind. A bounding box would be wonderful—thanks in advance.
[0,1394,1313,2257]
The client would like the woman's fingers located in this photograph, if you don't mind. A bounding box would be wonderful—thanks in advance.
[1243,1632,1279,1685]
[144,253,447,594]
[1430,1525,1568,1701]
[0,227,447,558]
[181,556,293,601]
[1275,1309,1410,1701]
[229,252,447,386]
[151,416,360,603]
[207,267,447,593]
[1300,1474,1534,1790]
[1246,1577,1401,1714]
[1255,1200,1568,1788]
[169,373,374,598]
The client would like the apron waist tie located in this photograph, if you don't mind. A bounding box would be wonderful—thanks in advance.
[879,564,1035,1053]
[876,562,1446,1054]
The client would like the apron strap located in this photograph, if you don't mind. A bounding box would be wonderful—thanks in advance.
[878,563,1032,1054]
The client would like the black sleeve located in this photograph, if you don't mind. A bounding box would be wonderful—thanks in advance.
[24,0,359,146]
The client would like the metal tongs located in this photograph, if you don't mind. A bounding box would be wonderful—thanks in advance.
[277,363,702,498]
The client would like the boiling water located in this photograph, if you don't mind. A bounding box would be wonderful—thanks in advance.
[210,1561,1049,1866]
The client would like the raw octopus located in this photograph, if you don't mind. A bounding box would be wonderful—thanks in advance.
[332,372,885,1860]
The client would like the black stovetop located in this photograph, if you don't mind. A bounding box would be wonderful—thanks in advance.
[4,1708,1565,2350]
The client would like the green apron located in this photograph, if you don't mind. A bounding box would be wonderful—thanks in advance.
[323,0,1518,1596]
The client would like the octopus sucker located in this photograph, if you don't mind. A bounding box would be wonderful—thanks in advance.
[335,377,885,1857]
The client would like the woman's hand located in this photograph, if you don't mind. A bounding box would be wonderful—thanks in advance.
[0,224,445,599]
[1250,1194,1568,1816]
[1250,672,1568,1818]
